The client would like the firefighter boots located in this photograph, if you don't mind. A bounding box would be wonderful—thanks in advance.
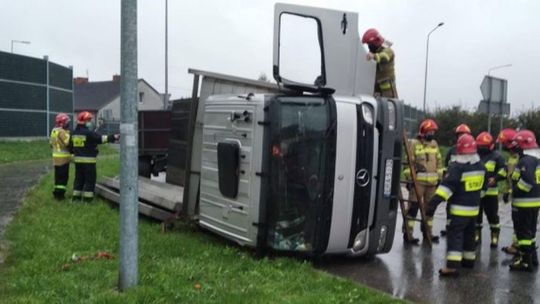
[490,229,500,248]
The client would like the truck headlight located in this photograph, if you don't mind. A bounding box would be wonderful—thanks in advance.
[352,230,366,252]
[387,101,396,131]
[361,104,373,125]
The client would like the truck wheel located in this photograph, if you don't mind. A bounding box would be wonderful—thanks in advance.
[139,157,152,178]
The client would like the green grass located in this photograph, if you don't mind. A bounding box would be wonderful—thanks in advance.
[0,140,118,164]
[0,156,402,304]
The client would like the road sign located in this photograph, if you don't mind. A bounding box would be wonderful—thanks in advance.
[480,76,507,103]
[477,100,510,115]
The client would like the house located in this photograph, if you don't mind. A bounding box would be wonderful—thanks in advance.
[74,75,164,123]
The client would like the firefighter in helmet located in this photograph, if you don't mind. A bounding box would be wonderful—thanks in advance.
[50,113,72,200]
[475,132,507,247]
[403,119,444,243]
[509,130,540,271]
[69,111,119,202]
[427,133,486,276]
[497,128,520,255]
[361,28,398,98]
[444,124,472,167]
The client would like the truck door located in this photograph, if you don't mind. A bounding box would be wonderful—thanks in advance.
[198,97,265,247]
[273,3,376,96]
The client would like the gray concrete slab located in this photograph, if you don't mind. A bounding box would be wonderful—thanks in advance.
[319,203,540,304]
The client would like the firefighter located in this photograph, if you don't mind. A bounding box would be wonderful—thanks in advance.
[69,111,119,202]
[50,113,72,200]
[444,124,472,167]
[509,129,540,271]
[361,28,398,98]
[426,134,486,276]
[497,128,521,255]
[403,119,444,243]
[474,132,507,247]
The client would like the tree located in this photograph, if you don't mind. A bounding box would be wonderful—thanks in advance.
[257,73,270,82]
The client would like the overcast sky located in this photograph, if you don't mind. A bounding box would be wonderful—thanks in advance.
[1,0,539,113]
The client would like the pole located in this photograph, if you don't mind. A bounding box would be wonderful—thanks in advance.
[119,0,138,291]
[45,55,50,137]
[164,0,169,109]
[422,22,444,114]
[11,41,13,53]
[422,36,430,114]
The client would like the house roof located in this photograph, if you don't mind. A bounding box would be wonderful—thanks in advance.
[74,78,162,111]
[74,80,120,111]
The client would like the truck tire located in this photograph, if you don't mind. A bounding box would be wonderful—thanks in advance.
[139,157,152,178]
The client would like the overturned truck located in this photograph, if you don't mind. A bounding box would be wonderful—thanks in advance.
[181,4,404,257]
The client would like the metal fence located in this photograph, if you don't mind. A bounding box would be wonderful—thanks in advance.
[0,51,73,137]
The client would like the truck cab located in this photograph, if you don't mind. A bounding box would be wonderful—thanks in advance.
[190,3,403,256]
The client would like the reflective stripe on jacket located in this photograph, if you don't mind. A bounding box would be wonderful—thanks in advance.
[50,127,71,166]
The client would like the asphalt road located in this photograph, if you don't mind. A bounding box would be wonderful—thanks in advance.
[319,201,540,304]
[0,160,49,243]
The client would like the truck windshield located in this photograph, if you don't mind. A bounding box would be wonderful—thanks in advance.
[268,96,334,252]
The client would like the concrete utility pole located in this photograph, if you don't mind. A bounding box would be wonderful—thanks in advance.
[422,22,444,114]
[119,0,139,291]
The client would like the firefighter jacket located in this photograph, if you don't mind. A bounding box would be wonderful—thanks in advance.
[444,145,456,167]
[374,46,395,84]
[50,127,71,166]
[501,153,519,196]
[404,138,444,186]
[511,149,540,208]
[479,150,507,196]
[427,154,486,217]
[69,125,114,164]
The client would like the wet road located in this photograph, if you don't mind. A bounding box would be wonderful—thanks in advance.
[0,160,49,242]
[319,202,540,304]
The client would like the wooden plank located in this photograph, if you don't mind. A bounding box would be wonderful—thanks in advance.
[100,177,182,212]
[95,184,173,222]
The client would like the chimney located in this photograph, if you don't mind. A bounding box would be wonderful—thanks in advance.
[112,74,121,82]
[74,77,89,85]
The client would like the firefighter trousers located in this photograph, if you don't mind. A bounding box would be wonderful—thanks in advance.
[53,163,69,199]
[446,214,477,269]
[375,79,398,99]
[513,206,539,256]
[73,163,96,201]
[406,184,437,233]
[476,195,500,231]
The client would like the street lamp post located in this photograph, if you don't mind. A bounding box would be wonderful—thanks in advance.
[422,22,444,114]
[11,40,31,53]
[486,63,512,148]
[488,64,512,76]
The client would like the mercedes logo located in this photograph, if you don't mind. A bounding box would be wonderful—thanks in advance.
[356,169,370,187]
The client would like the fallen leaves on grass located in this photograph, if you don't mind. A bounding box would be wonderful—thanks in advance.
[61,251,115,271]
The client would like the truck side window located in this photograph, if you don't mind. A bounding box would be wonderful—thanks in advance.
[217,141,240,198]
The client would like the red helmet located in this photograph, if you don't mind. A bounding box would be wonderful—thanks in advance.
[361,28,384,48]
[55,113,70,128]
[476,131,494,148]
[419,119,438,135]
[455,124,471,135]
[512,129,538,150]
[497,128,517,149]
[77,111,93,124]
[457,134,477,155]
